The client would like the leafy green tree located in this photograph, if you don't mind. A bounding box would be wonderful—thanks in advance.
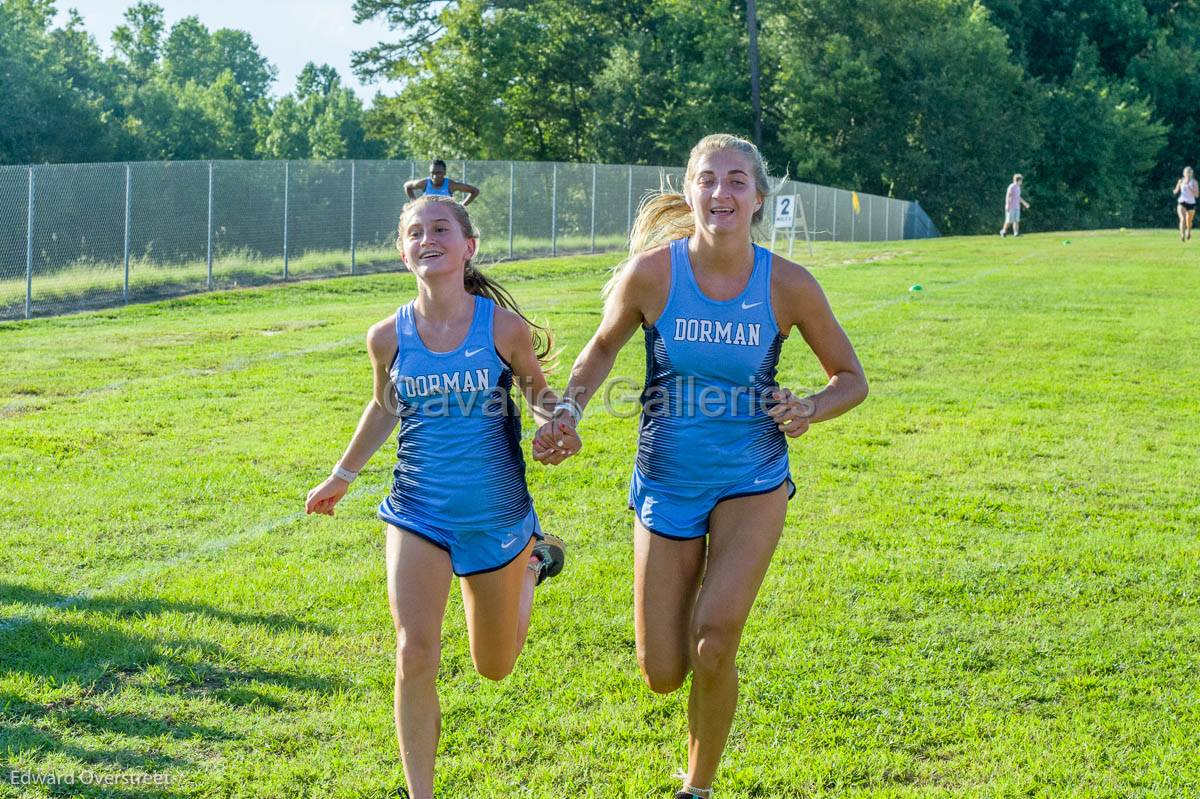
[589,3,756,166]
[109,5,274,160]
[160,15,211,86]
[1029,44,1165,230]
[768,0,1041,233]
[160,19,274,103]
[256,96,309,160]
[980,0,1158,80]
[0,0,129,163]
[3,0,1196,235]
[1127,4,1200,224]
[256,63,379,159]
[356,0,614,161]
[352,0,1191,232]
[212,29,276,102]
[158,16,273,158]
[110,1,164,84]
[979,0,1191,226]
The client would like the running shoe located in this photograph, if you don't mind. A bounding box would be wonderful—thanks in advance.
[531,534,566,585]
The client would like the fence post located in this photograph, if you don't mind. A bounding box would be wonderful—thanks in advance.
[206,161,214,290]
[350,160,357,275]
[590,163,597,254]
[283,160,290,280]
[461,160,467,184]
[626,165,634,236]
[508,161,514,259]
[832,189,838,242]
[851,192,856,242]
[550,163,557,257]
[25,166,34,319]
[812,183,819,242]
[124,164,132,303]
[885,197,891,241]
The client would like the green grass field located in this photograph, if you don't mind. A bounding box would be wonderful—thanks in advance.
[1,230,1198,798]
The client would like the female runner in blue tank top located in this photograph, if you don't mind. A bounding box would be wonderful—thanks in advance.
[306,195,573,799]
[534,134,868,799]
[404,159,481,205]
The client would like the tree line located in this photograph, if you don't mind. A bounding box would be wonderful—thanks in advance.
[3,0,1197,234]
[1,0,381,165]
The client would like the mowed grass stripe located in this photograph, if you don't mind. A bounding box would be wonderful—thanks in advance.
[1,231,1198,797]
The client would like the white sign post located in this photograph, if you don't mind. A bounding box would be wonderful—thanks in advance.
[796,191,814,257]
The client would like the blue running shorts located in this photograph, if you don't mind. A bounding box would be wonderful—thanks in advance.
[628,463,796,540]
[378,500,542,576]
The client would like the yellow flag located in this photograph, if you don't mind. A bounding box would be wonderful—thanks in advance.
[852,191,861,214]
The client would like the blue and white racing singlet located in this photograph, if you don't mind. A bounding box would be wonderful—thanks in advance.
[423,177,453,197]
[385,296,531,528]
[637,237,788,486]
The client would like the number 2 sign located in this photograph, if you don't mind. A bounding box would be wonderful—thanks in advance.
[774,195,796,228]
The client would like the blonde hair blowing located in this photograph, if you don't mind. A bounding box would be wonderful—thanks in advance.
[605,133,774,297]
[398,195,554,364]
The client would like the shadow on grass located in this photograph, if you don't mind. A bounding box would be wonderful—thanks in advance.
[0,583,333,636]
[1,694,194,768]
[0,581,347,790]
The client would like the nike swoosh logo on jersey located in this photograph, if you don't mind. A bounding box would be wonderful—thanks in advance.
[501,535,521,550]
[753,476,775,485]
[741,301,763,310]
[464,347,485,357]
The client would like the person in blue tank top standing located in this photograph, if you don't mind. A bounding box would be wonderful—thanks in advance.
[305,195,573,799]
[404,159,481,206]
[533,134,868,799]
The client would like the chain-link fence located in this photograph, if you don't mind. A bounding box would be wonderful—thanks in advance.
[0,159,938,320]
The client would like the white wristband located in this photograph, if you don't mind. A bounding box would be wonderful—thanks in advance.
[331,464,358,483]
[553,398,582,424]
